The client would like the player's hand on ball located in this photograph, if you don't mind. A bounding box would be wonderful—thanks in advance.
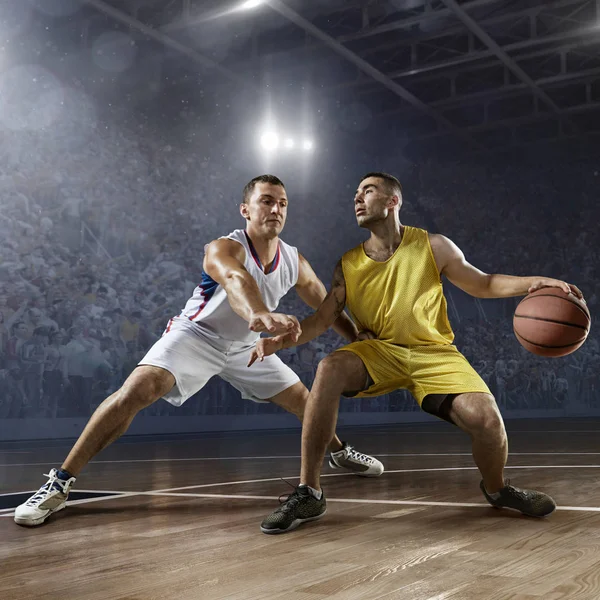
[356,330,376,341]
[527,278,584,301]
[248,335,285,367]
[249,311,302,340]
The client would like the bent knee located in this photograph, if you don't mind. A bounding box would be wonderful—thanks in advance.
[317,351,356,375]
[316,351,369,396]
[475,395,504,433]
[454,393,504,434]
[118,367,174,410]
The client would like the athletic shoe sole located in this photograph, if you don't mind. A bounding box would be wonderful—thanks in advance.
[260,509,327,534]
[328,459,383,477]
[486,503,556,518]
[14,501,67,527]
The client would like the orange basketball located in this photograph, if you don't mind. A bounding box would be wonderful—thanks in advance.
[513,288,591,357]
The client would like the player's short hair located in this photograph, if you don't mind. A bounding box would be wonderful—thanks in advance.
[242,174,285,204]
[360,172,403,197]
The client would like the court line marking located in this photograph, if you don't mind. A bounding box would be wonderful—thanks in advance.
[139,492,600,513]
[4,463,599,499]
[152,464,600,494]
[146,492,600,513]
[0,489,134,514]
[0,491,145,518]
[4,464,600,518]
[0,488,133,498]
[3,464,598,500]
[146,491,491,508]
[4,491,599,516]
[7,451,600,467]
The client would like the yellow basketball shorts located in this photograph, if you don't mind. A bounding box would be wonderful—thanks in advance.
[335,340,491,405]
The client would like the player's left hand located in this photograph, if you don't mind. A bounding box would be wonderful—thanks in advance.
[356,330,376,341]
[528,278,585,301]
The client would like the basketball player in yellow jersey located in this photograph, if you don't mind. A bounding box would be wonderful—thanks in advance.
[254,172,584,534]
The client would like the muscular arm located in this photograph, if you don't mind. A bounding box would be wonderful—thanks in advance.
[277,260,347,350]
[429,234,583,299]
[203,239,269,322]
[203,239,301,337]
[295,254,358,343]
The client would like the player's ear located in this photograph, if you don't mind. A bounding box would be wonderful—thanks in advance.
[388,195,401,210]
[240,202,250,220]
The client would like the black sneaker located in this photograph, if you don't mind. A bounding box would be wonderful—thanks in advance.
[480,479,556,517]
[261,486,326,534]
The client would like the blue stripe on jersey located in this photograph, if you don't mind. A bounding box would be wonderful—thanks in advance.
[200,270,219,297]
[188,270,219,320]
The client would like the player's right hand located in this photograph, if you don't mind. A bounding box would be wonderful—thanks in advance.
[247,335,285,367]
[248,311,302,341]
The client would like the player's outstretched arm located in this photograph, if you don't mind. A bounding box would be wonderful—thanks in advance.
[295,254,359,343]
[204,239,301,338]
[248,260,347,366]
[430,234,584,300]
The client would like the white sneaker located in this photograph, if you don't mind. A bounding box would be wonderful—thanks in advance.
[14,469,76,526]
[329,443,384,477]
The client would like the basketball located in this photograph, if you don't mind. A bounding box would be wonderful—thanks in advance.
[513,288,591,357]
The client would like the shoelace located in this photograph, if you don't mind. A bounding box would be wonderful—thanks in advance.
[277,477,300,511]
[276,479,308,512]
[346,445,374,464]
[26,472,67,507]
[491,479,534,501]
[503,481,535,501]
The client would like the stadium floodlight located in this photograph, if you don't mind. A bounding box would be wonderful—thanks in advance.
[284,138,295,149]
[240,0,263,9]
[260,131,279,150]
[302,139,314,151]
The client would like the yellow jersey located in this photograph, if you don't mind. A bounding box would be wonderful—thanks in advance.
[341,226,454,347]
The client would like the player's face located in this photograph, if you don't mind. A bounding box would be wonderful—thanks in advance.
[243,183,288,236]
[354,177,397,227]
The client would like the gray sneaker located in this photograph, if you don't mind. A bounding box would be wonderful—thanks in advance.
[14,469,76,526]
[329,442,384,477]
[480,479,556,517]
[261,486,326,534]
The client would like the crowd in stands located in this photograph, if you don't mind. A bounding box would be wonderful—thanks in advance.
[1,111,598,420]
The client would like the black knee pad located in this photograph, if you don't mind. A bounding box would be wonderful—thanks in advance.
[421,393,458,426]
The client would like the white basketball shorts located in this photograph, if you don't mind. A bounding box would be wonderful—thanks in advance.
[138,317,300,406]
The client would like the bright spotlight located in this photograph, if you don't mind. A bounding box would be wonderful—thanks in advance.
[284,138,295,149]
[240,0,263,9]
[260,131,279,150]
[303,140,314,151]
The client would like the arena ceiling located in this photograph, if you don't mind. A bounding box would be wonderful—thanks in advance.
[79,0,600,152]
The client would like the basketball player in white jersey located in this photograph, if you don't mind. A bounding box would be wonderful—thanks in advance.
[14,175,383,527]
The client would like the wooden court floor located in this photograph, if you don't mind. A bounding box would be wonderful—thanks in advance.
[2,418,600,600]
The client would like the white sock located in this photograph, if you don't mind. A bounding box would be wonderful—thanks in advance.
[299,484,322,500]
[484,483,504,500]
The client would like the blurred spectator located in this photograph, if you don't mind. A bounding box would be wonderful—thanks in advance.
[0,108,597,420]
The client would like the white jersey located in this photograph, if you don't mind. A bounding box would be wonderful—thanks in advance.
[172,229,300,346]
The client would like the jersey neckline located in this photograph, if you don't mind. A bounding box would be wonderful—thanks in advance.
[360,226,409,264]
[244,231,281,274]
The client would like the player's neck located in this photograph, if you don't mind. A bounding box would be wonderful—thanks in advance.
[245,228,279,270]
[366,220,404,254]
